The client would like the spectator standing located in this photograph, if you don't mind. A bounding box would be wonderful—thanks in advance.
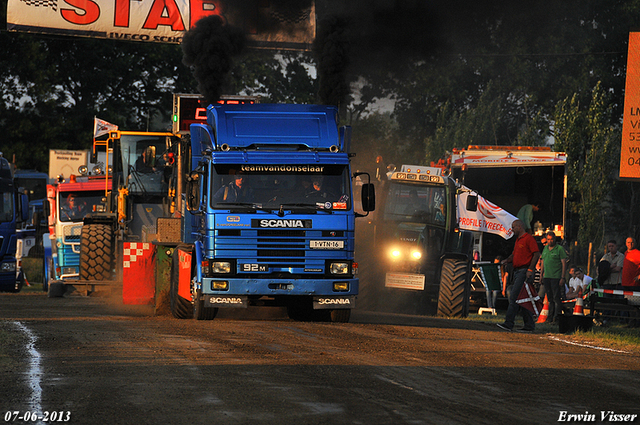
[622,237,640,290]
[497,219,541,332]
[601,240,624,289]
[539,231,568,323]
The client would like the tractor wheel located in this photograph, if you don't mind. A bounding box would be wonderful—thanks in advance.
[79,224,114,280]
[437,258,471,318]
[169,247,193,319]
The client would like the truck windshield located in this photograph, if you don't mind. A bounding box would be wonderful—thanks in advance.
[0,189,14,223]
[210,164,352,211]
[384,182,446,226]
[58,191,105,222]
[14,176,47,202]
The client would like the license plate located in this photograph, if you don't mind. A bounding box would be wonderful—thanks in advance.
[240,264,268,272]
[385,273,425,290]
[310,240,344,249]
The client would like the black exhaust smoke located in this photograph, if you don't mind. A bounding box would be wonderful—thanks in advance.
[181,15,246,105]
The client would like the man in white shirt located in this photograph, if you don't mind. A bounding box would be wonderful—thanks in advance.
[566,268,592,300]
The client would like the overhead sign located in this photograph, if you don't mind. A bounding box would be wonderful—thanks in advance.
[457,188,516,240]
[6,0,315,50]
[620,32,640,180]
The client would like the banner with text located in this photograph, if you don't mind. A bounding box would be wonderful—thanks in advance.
[457,188,516,240]
[621,31,640,180]
[7,0,315,50]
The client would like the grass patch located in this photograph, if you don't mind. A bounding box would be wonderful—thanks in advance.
[466,311,640,350]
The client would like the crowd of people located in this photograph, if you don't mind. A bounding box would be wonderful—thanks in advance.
[495,217,640,332]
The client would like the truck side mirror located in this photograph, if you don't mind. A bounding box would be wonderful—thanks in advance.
[186,172,201,212]
[18,191,29,222]
[361,183,375,212]
[466,194,478,212]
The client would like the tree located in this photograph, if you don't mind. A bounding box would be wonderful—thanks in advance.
[554,82,619,250]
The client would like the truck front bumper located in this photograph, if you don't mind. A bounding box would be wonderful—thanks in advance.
[202,277,358,308]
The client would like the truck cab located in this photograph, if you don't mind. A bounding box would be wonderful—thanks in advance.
[0,154,29,292]
[172,103,374,322]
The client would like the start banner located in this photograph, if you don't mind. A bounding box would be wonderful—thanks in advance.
[6,0,315,50]
[457,188,516,240]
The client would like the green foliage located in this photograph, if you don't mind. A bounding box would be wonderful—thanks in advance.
[554,82,618,249]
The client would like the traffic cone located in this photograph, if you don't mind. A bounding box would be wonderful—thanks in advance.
[536,295,549,323]
[573,288,584,316]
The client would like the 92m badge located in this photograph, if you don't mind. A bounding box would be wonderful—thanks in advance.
[240,264,268,272]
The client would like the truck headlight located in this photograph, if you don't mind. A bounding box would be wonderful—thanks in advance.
[330,262,349,275]
[411,250,422,260]
[1,262,16,272]
[390,249,401,259]
[212,261,231,274]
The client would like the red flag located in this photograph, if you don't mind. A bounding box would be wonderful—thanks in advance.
[516,281,544,317]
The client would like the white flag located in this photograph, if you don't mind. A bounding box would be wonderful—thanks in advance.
[93,117,118,139]
[457,187,517,240]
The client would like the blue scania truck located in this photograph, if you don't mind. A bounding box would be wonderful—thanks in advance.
[0,153,29,292]
[170,103,375,322]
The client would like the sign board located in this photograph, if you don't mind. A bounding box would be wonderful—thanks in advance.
[620,32,640,180]
[48,149,88,181]
[7,0,315,51]
[172,93,259,134]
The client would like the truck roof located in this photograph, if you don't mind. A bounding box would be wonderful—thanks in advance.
[208,104,341,150]
[450,145,566,167]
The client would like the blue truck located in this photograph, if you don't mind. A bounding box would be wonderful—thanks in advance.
[0,153,30,292]
[170,103,375,322]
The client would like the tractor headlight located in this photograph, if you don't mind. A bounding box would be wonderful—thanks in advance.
[330,262,350,275]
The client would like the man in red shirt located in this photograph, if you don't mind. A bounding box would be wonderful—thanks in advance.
[622,237,640,290]
[497,220,541,332]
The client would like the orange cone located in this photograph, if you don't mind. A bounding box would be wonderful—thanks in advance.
[573,288,584,316]
[536,295,549,323]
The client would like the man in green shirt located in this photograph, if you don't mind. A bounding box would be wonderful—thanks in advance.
[516,203,541,233]
[540,231,568,323]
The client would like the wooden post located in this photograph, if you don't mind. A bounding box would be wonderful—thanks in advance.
[587,242,593,276]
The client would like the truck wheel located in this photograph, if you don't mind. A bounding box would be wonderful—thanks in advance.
[328,309,351,323]
[47,281,65,298]
[437,258,471,318]
[80,224,114,280]
[194,288,218,320]
[43,257,52,292]
[169,248,193,319]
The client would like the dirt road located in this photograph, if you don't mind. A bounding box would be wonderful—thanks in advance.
[1,292,639,425]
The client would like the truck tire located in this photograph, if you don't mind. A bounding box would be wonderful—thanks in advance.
[169,248,193,319]
[43,257,52,292]
[437,258,471,318]
[194,288,218,320]
[80,224,114,280]
[328,309,351,323]
[47,281,65,298]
